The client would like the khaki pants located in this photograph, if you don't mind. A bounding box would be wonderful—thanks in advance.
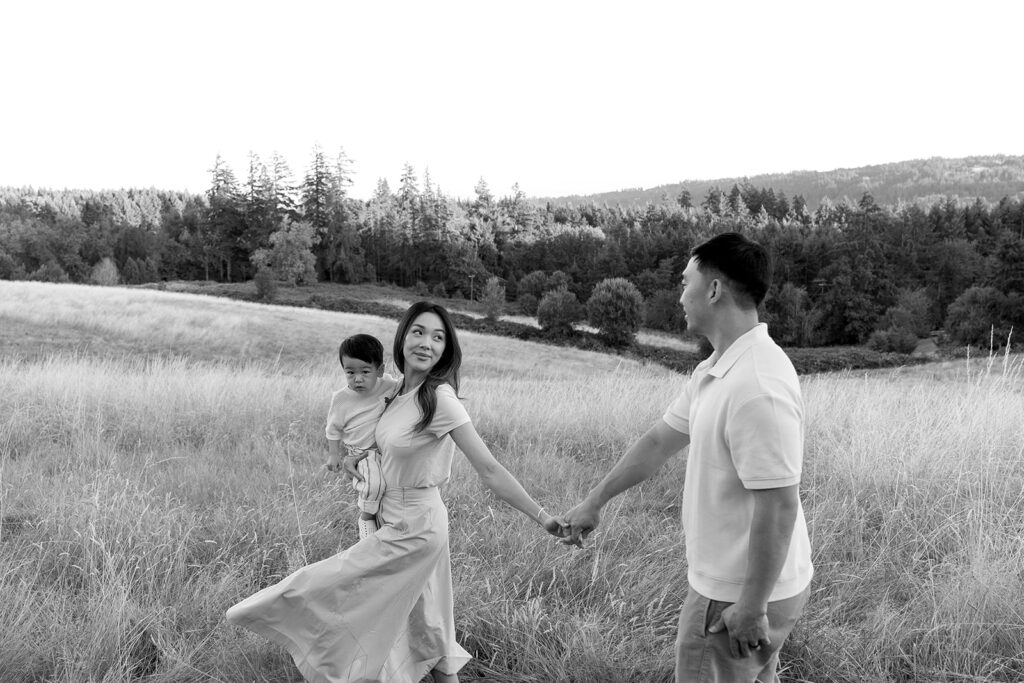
[675,585,809,683]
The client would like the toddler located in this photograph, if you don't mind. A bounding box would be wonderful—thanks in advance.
[325,333,399,539]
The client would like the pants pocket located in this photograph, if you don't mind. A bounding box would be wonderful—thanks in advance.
[703,598,733,636]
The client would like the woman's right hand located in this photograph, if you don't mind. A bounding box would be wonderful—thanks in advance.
[541,513,570,539]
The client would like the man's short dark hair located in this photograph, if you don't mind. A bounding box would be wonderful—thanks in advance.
[339,333,384,367]
[691,232,771,307]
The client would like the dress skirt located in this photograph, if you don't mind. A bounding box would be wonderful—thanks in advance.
[226,485,471,683]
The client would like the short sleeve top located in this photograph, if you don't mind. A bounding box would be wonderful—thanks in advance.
[661,324,813,602]
[374,382,471,488]
[324,374,399,450]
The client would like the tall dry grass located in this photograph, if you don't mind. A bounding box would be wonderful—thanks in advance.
[1,282,1023,681]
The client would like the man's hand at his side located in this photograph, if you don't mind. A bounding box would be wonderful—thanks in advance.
[708,602,771,658]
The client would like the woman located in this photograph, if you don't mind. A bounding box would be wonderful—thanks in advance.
[227,301,565,683]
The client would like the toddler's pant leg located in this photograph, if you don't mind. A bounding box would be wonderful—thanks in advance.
[355,453,385,516]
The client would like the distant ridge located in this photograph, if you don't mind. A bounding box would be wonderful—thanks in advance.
[534,155,1024,209]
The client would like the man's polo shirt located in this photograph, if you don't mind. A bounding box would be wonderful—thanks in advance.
[663,323,813,602]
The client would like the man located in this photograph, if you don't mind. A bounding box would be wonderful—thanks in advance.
[561,232,813,683]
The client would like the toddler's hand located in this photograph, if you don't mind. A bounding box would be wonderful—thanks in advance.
[326,453,344,473]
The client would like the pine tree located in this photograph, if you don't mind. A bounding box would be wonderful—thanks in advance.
[395,163,421,285]
[243,151,275,254]
[270,151,298,226]
[677,188,693,209]
[321,147,366,283]
[302,144,333,236]
[203,155,246,281]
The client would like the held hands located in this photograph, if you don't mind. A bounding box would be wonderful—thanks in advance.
[540,512,571,539]
[556,500,601,548]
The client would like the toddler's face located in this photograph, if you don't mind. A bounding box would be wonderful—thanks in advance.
[342,356,383,393]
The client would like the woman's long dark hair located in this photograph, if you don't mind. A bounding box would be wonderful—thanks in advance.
[392,301,462,432]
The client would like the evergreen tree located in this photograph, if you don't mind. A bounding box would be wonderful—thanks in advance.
[270,151,299,225]
[481,276,506,320]
[243,151,275,254]
[677,188,693,209]
[302,144,341,281]
[303,145,334,237]
[202,155,246,281]
[361,178,398,282]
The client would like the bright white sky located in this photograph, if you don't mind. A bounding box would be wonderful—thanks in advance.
[2,0,1021,200]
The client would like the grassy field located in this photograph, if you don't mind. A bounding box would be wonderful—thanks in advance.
[2,281,1023,682]
[165,278,703,355]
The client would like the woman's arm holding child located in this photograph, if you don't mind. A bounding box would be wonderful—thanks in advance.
[449,423,565,537]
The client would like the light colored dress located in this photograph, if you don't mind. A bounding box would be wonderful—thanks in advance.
[226,381,472,683]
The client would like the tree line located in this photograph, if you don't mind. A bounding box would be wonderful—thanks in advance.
[2,147,1023,350]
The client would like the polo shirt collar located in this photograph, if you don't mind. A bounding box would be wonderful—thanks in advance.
[707,323,769,378]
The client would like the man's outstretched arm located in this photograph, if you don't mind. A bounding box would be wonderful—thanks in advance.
[562,419,689,546]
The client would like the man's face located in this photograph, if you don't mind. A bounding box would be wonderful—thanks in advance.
[679,257,713,335]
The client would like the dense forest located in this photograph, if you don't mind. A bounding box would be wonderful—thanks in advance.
[2,148,1023,350]
[540,155,1024,210]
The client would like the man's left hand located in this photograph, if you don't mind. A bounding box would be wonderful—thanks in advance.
[707,603,771,658]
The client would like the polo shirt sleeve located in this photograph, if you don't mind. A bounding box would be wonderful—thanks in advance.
[427,384,472,438]
[661,375,696,435]
[728,392,802,489]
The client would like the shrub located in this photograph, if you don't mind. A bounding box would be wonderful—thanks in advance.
[945,286,1010,348]
[867,326,918,354]
[29,261,69,283]
[254,266,278,302]
[518,270,549,300]
[548,270,571,292]
[122,258,142,284]
[481,277,506,320]
[431,282,448,299]
[878,288,933,338]
[643,288,685,333]
[414,281,430,296]
[518,293,539,316]
[537,288,583,337]
[90,257,120,286]
[586,277,644,346]
[0,251,26,280]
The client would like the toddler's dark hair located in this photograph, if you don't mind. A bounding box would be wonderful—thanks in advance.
[339,334,384,367]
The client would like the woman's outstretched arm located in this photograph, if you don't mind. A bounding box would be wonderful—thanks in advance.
[449,422,564,536]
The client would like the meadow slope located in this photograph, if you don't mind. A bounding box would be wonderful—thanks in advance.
[1,281,1023,682]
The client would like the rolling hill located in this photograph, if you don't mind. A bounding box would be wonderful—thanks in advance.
[534,154,1024,209]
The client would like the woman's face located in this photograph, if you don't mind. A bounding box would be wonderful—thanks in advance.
[402,311,447,378]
